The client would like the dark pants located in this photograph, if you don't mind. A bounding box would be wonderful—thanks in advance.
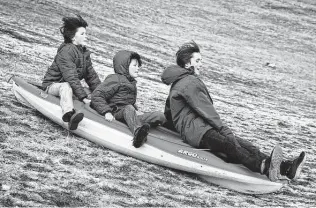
[114,105,166,134]
[200,129,268,173]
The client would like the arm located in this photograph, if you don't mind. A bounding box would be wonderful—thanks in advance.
[162,96,177,131]
[183,82,224,131]
[133,104,138,111]
[56,48,87,101]
[90,78,119,116]
[85,55,101,91]
[164,95,172,122]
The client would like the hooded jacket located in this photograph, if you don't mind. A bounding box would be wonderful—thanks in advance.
[90,50,138,115]
[162,65,226,147]
[42,43,101,101]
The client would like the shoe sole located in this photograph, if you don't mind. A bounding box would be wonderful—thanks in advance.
[269,144,283,182]
[69,113,84,130]
[292,152,306,180]
[133,124,150,148]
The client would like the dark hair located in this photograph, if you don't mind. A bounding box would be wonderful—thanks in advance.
[130,52,142,67]
[60,14,88,43]
[176,41,200,68]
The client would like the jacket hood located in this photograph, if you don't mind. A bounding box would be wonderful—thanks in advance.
[161,65,194,85]
[113,50,135,76]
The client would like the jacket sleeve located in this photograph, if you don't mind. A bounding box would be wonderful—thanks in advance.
[90,77,120,116]
[85,55,101,92]
[133,104,139,111]
[183,82,224,131]
[162,96,177,131]
[56,47,87,101]
[164,96,172,122]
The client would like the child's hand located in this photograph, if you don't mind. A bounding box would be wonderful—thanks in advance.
[83,98,91,104]
[105,112,115,122]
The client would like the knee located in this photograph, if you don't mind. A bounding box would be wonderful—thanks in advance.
[152,112,167,126]
[124,105,136,114]
[156,112,167,124]
[59,82,73,94]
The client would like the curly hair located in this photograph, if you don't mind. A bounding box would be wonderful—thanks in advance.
[59,14,88,43]
[176,41,200,68]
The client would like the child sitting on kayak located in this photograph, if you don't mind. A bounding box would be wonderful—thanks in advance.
[42,15,101,130]
[91,50,166,148]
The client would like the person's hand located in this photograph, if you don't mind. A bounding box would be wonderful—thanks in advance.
[105,112,115,122]
[83,98,91,104]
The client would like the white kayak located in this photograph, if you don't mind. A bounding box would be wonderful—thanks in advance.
[11,76,283,194]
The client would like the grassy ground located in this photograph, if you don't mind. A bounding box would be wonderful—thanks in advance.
[0,0,315,206]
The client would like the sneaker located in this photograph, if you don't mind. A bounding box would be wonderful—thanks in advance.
[133,123,150,148]
[268,144,283,182]
[281,152,306,180]
[68,111,84,130]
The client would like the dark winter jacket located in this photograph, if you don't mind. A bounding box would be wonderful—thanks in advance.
[90,50,138,115]
[162,65,232,147]
[42,43,101,101]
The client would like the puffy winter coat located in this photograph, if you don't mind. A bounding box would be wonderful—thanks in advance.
[162,65,231,147]
[90,50,138,115]
[42,43,101,101]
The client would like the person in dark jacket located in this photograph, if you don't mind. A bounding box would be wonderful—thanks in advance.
[42,15,101,130]
[91,50,166,148]
[161,41,306,181]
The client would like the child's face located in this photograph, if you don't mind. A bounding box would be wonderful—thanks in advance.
[185,52,202,75]
[72,27,87,46]
[129,59,140,78]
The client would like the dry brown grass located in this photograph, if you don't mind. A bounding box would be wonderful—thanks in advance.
[0,0,315,206]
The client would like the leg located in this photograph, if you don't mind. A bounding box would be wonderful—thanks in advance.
[46,82,83,130]
[219,137,268,164]
[113,105,150,148]
[234,136,269,163]
[200,129,267,173]
[46,82,73,114]
[114,105,141,134]
[200,129,283,181]
[139,111,166,127]
[234,136,305,180]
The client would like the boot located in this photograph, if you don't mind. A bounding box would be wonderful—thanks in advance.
[133,123,150,148]
[68,110,84,130]
[260,144,283,182]
[280,152,306,180]
[62,109,75,122]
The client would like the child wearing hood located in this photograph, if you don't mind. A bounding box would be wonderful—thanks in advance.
[42,15,101,130]
[91,50,166,148]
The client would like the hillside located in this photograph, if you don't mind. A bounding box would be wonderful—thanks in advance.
[0,0,315,206]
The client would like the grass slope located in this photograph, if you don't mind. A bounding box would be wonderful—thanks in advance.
[0,0,315,206]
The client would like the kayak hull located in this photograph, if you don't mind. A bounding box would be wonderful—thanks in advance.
[12,76,283,194]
